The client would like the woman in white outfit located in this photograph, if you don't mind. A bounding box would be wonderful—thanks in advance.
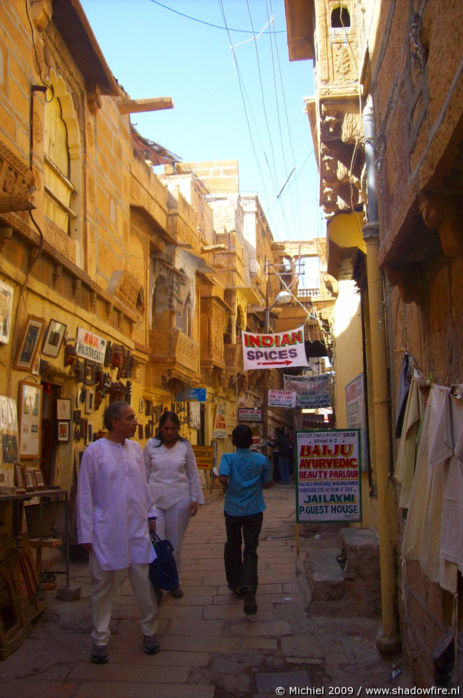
[144,411,204,599]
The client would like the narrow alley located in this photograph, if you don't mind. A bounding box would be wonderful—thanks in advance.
[0,484,408,697]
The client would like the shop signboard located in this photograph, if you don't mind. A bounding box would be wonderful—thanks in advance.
[174,387,206,402]
[345,374,368,471]
[268,390,297,407]
[241,325,308,370]
[76,327,107,364]
[192,445,213,469]
[296,429,361,524]
[238,408,263,422]
[212,402,227,439]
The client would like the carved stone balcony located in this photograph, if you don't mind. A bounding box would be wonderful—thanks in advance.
[224,343,243,373]
[149,328,201,384]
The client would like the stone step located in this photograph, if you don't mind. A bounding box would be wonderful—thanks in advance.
[304,528,381,618]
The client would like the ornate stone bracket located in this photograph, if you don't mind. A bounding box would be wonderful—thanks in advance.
[0,225,12,253]
[383,262,426,305]
[417,191,463,258]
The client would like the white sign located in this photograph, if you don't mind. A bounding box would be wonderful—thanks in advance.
[268,390,297,407]
[296,429,361,524]
[241,325,308,371]
[76,327,107,364]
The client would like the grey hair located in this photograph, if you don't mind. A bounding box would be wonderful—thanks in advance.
[103,401,130,431]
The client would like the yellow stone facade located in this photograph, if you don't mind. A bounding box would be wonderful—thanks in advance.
[286,0,463,682]
[1,2,322,508]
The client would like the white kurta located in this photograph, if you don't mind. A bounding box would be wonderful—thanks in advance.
[144,438,205,510]
[77,438,156,571]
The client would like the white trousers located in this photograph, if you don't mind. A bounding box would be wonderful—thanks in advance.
[155,496,190,575]
[89,552,157,646]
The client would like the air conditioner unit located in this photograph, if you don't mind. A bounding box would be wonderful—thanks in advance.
[249,259,261,276]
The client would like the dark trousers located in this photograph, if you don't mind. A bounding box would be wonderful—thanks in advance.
[224,511,263,593]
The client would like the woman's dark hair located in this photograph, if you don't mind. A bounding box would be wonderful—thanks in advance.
[154,410,186,446]
[103,401,129,431]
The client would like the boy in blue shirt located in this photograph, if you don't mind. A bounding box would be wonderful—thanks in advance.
[218,424,273,615]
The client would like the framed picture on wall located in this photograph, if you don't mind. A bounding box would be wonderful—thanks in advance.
[33,469,45,489]
[18,380,43,459]
[14,316,45,371]
[24,469,35,491]
[0,280,14,345]
[57,421,70,442]
[56,398,71,420]
[42,319,67,358]
[85,390,94,414]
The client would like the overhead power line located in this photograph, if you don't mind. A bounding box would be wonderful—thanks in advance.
[149,0,285,33]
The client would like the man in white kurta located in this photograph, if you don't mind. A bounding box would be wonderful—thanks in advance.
[77,401,159,663]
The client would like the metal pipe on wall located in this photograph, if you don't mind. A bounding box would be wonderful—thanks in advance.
[362,95,400,654]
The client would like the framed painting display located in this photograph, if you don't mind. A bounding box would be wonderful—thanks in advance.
[56,398,71,420]
[0,280,14,344]
[14,464,25,491]
[33,469,45,489]
[56,397,71,419]
[84,360,95,386]
[14,315,45,371]
[42,319,67,358]
[85,390,94,414]
[57,421,70,442]
[18,380,43,459]
[24,469,35,491]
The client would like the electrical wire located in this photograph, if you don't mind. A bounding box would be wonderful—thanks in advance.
[217,0,272,212]
[149,0,284,34]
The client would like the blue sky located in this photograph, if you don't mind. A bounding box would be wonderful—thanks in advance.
[80,0,322,242]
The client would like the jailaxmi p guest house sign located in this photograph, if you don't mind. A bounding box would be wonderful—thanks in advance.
[296,429,362,524]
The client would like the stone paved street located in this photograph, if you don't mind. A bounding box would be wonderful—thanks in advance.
[0,484,411,697]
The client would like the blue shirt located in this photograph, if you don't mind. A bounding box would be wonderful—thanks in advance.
[219,448,272,516]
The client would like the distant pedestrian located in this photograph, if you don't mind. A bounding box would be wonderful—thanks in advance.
[144,411,204,600]
[277,428,291,484]
[218,424,273,615]
[77,401,160,664]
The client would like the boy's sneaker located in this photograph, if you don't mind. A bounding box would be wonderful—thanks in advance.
[228,584,244,599]
[91,643,109,664]
[243,590,257,615]
[143,634,161,655]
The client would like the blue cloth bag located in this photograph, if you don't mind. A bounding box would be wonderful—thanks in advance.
[149,533,179,591]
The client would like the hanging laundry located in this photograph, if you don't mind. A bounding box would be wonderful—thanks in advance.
[395,353,412,439]
[402,384,457,592]
[394,373,424,509]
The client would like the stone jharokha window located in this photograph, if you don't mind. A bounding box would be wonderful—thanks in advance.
[331,5,351,28]
[44,90,75,234]
[152,275,170,329]
[43,71,82,257]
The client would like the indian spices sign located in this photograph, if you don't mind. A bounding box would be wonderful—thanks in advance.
[241,325,308,370]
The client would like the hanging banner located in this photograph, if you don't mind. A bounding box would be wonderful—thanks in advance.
[283,373,332,408]
[241,325,308,371]
[212,401,227,439]
[268,390,297,407]
[296,429,362,524]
